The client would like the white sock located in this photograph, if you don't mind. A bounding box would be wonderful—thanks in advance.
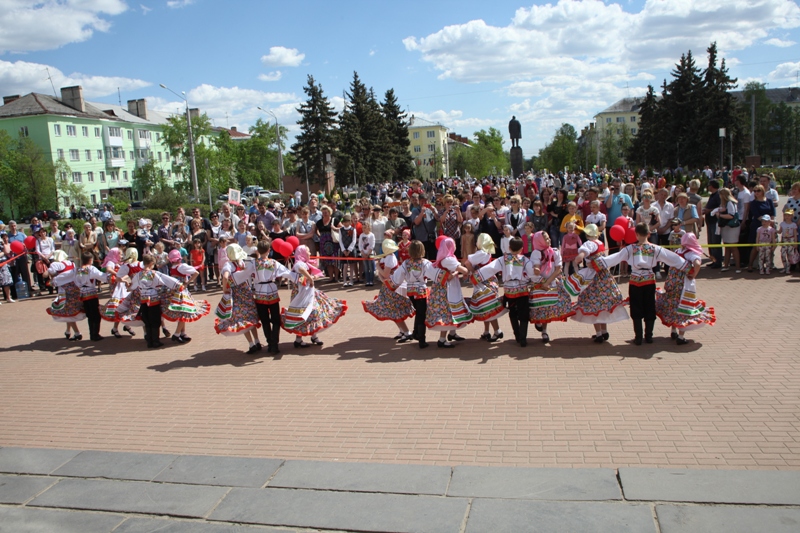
[249,341,256,347]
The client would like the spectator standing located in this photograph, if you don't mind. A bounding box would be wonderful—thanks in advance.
[702,179,723,267]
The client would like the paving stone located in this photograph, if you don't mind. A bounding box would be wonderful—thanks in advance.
[210,487,467,533]
[154,455,282,487]
[0,506,125,533]
[30,477,229,518]
[52,450,178,481]
[0,474,58,504]
[0,447,79,475]
[269,459,451,495]
[619,468,800,504]
[115,517,301,533]
[657,505,800,533]
[465,499,656,533]
[447,465,621,500]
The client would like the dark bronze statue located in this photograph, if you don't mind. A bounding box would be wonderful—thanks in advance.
[508,116,521,148]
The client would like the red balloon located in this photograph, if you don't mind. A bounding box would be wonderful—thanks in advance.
[609,225,625,243]
[624,227,638,245]
[614,216,629,227]
[24,235,36,251]
[10,241,24,255]
[435,235,447,250]
[279,242,294,257]
[286,236,300,250]
[271,238,285,249]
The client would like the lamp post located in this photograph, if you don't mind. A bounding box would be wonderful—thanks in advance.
[257,107,284,192]
[719,128,726,171]
[159,84,199,200]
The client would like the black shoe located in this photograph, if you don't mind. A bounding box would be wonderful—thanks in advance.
[490,331,504,342]
[246,343,261,354]
[419,341,429,349]
[151,341,164,348]
[634,337,643,346]
[162,327,170,338]
[676,338,689,345]
[670,331,679,340]
[519,340,527,347]
[645,337,653,344]
[91,336,104,342]
[393,332,405,340]
[542,333,550,343]
[171,335,185,343]
[534,323,543,332]
[479,332,491,341]
[123,325,136,336]
[397,334,412,344]
[294,340,311,348]
[64,331,71,339]
[180,333,192,342]
[593,335,604,343]
[602,332,609,341]
[310,337,323,346]
[111,329,122,338]
[69,334,82,341]
[437,340,455,348]
[447,333,466,342]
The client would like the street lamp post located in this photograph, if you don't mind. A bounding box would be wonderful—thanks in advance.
[257,107,284,192]
[159,84,199,200]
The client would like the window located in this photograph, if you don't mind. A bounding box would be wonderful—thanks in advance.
[110,171,118,181]
[158,152,163,161]
[19,126,28,137]
[166,170,171,178]
[59,172,67,182]
[123,170,128,181]
[87,171,94,182]
[155,133,160,141]
[413,145,421,153]
[630,116,636,123]
[413,132,419,139]
[56,149,64,160]
[110,147,123,159]
[138,130,151,139]
[66,125,76,136]
[605,118,611,123]
[94,127,101,137]
[616,117,624,123]
[99,171,106,183]
[97,150,103,160]
[428,144,435,152]
[127,130,132,140]
[133,191,139,201]
[631,128,637,134]
[108,127,121,137]
[129,151,134,160]
[72,172,82,183]
[91,194,97,204]
[69,149,80,161]
[427,130,435,138]
[85,149,91,161]
[81,126,88,137]
[616,129,621,135]
[54,124,61,136]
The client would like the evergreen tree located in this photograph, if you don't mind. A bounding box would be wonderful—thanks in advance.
[627,85,660,167]
[336,72,369,186]
[665,51,704,167]
[363,88,393,182]
[697,42,742,168]
[292,75,338,186]
[381,88,414,181]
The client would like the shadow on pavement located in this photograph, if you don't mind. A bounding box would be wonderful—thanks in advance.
[147,349,273,372]
[508,336,703,361]
[5,336,151,357]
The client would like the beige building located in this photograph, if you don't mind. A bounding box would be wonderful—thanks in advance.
[593,96,645,167]
[407,117,449,180]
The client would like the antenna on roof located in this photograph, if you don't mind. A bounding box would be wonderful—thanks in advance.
[226,112,229,128]
[44,68,56,96]
[118,87,122,106]
[626,82,630,98]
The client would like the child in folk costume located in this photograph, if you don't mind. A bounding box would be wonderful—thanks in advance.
[565,224,628,343]
[425,237,473,348]
[358,223,376,286]
[362,239,415,343]
[603,223,686,345]
[99,247,127,338]
[479,237,534,346]
[398,228,412,264]
[339,214,357,286]
[253,240,293,354]
[163,249,211,343]
[529,231,575,343]
[74,252,110,341]
[560,222,582,276]
[214,244,262,354]
[655,232,716,345]
[112,248,150,336]
[390,240,432,349]
[756,215,777,274]
[465,233,505,342]
[778,209,800,274]
[129,255,181,349]
[45,250,84,340]
[282,245,347,348]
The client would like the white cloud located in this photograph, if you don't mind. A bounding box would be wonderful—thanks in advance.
[140,4,151,15]
[769,61,800,80]
[509,99,531,112]
[166,0,194,8]
[0,59,150,98]
[258,71,282,82]
[369,49,376,56]
[765,37,796,47]
[261,46,305,67]
[0,0,128,53]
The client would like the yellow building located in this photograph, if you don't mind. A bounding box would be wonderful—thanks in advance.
[593,96,645,167]
[407,117,449,180]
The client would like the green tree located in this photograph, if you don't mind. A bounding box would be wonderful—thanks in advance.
[160,111,213,193]
[236,118,289,190]
[292,74,338,187]
[0,130,22,218]
[132,158,168,197]
[627,85,660,167]
[381,88,414,181]
[537,123,578,172]
[13,137,58,213]
[469,127,506,177]
[600,127,620,169]
[54,160,89,208]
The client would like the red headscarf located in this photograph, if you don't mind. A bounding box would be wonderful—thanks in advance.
[433,237,456,268]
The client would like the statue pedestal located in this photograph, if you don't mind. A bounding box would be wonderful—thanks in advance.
[510,146,524,179]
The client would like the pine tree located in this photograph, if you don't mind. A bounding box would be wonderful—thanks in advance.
[292,75,338,186]
[697,42,741,168]
[665,51,704,167]
[335,72,368,186]
[381,89,414,181]
[627,85,660,167]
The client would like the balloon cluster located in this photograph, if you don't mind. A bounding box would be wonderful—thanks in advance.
[272,235,300,258]
[609,217,637,245]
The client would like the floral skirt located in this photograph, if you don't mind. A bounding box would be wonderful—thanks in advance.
[101,283,129,321]
[112,291,144,327]
[362,284,414,322]
[466,278,507,322]
[0,264,12,287]
[529,278,575,324]
[47,282,85,323]
[162,286,211,323]
[282,286,347,336]
[214,282,259,335]
[570,268,628,324]
[318,233,339,269]
[655,264,716,331]
[425,283,473,331]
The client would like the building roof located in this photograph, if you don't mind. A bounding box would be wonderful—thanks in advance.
[596,96,647,115]
[213,126,251,140]
[89,102,170,126]
[730,87,800,105]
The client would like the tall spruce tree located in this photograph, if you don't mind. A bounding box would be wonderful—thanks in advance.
[698,42,742,167]
[381,89,414,181]
[292,75,338,186]
[627,85,660,167]
[665,51,704,167]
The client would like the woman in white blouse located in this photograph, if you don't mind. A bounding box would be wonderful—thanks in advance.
[34,227,56,295]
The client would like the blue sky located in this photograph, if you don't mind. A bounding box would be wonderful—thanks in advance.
[2,0,800,157]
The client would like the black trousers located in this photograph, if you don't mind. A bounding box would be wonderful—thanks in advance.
[629,283,656,321]
[140,303,162,347]
[410,297,427,345]
[256,302,281,348]
[83,297,102,339]
[505,295,529,344]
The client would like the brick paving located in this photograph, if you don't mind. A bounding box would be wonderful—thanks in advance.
[0,270,799,470]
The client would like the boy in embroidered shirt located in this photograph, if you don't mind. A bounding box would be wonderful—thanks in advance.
[358,223,376,286]
[391,240,432,349]
[254,240,292,353]
[339,214,357,286]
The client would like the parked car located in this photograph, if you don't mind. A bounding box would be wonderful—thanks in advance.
[129,202,145,210]
[21,210,61,223]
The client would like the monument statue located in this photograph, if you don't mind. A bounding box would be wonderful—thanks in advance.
[508,116,522,148]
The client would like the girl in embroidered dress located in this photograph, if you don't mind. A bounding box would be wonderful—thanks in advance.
[424,237,473,348]
[45,250,84,340]
[214,244,262,353]
[465,233,505,342]
[756,215,777,274]
[565,224,628,343]
[253,240,293,354]
[112,248,147,335]
[777,210,799,274]
[390,241,432,349]
[282,245,347,348]
[362,239,415,343]
[163,249,210,343]
[99,247,130,338]
[655,232,716,345]
[530,231,574,343]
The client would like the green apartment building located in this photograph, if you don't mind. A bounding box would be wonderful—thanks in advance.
[0,85,183,212]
